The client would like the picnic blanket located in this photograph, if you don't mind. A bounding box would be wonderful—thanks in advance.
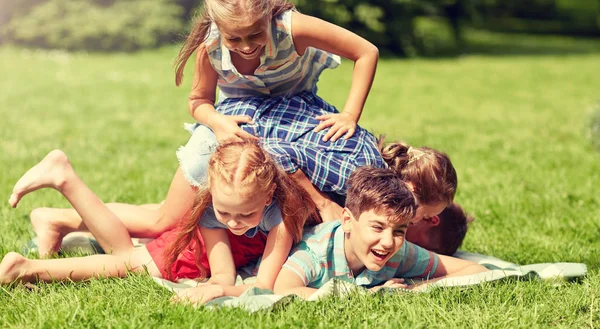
[152,250,587,312]
[30,233,587,312]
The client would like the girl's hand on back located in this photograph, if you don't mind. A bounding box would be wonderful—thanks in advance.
[314,112,357,142]
[211,113,258,143]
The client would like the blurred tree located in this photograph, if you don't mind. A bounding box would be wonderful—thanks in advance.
[1,0,596,53]
[1,0,185,51]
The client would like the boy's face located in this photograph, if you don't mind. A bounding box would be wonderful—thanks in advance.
[342,208,409,273]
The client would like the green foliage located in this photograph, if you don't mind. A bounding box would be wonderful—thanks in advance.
[1,0,186,51]
[473,0,600,36]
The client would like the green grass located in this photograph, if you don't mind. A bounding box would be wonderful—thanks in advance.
[1,29,600,327]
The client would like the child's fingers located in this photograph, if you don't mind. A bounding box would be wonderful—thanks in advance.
[322,125,339,142]
[315,114,331,121]
[236,128,259,141]
[329,126,348,142]
[230,115,255,125]
[171,294,190,305]
[313,119,334,133]
[385,278,405,285]
[386,283,408,289]
[343,128,355,140]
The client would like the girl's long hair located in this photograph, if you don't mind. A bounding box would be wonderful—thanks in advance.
[378,137,457,206]
[174,0,295,86]
[163,139,318,281]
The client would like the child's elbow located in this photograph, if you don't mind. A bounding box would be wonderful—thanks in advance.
[366,44,379,60]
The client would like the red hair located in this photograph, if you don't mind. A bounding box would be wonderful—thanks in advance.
[378,138,457,206]
[163,140,318,280]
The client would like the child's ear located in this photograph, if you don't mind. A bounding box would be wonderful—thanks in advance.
[341,208,354,233]
[429,215,440,226]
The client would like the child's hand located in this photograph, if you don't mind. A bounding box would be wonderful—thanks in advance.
[171,284,225,306]
[317,199,343,222]
[314,112,357,142]
[211,113,258,143]
[369,278,407,292]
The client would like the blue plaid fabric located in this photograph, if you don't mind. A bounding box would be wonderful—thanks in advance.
[215,91,385,194]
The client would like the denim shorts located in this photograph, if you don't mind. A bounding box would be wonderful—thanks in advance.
[176,123,218,187]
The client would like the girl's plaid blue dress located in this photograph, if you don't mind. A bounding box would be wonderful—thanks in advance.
[204,10,384,194]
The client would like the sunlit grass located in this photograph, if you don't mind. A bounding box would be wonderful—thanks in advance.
[1,29,599,327]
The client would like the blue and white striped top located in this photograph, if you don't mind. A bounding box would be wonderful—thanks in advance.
[283,221,439,289]
[204,10,341,102]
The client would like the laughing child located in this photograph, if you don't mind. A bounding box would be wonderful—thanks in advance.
[272,167,487,298]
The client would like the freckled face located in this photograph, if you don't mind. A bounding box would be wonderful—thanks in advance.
[210,182,271,235]
[218,18,270,60]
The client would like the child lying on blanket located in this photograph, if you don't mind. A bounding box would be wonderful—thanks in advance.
[270,167,487,298]
[1,142,318,302]
[406,203,474,256]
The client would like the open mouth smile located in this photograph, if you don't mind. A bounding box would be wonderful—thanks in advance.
[239,47,259,56]
[371,249,391,261]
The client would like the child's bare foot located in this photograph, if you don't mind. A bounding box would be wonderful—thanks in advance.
[29,208,69,257]
[0,252,29,284]
[9,150,73,208]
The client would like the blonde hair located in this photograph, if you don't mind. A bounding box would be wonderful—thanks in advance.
[163,140,318,280]
[174,0,295,86]
[378,137,457,206]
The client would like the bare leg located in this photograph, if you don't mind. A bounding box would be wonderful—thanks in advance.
[9,150,133,254]
[0,247,160,284]
[25,168,197,256]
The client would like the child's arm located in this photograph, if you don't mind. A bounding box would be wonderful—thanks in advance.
[431,254,488,278]
[218,222,295,296]
[174,223,294,304]
[290,169,342,222]
[394,241,487,290]
[273,268,318,299]
[172,227,237,304]
[407,254,488,291]
[188,44,257,142]
[291,12,379,142]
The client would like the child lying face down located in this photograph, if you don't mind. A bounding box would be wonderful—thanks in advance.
[273,167,487,298]
[406,203,473,256]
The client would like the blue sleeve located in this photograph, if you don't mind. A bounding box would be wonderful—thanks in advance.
[395,241,439,279]
[258,202,284,234]
[198,205,227,229]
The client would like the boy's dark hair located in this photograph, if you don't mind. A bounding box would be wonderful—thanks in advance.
[431,203,473,255]
[345,167,416,224]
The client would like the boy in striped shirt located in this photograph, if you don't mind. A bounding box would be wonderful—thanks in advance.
[273,167,487,298]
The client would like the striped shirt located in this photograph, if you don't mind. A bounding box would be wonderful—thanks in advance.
[205,10,340,102]
[282,221,439,288]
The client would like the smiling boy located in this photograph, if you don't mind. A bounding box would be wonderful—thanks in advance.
[273,167,487,298]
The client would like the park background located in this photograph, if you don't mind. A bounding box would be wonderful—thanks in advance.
[1,0,599,327]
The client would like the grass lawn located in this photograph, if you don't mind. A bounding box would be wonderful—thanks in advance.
[1,30,599,328]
